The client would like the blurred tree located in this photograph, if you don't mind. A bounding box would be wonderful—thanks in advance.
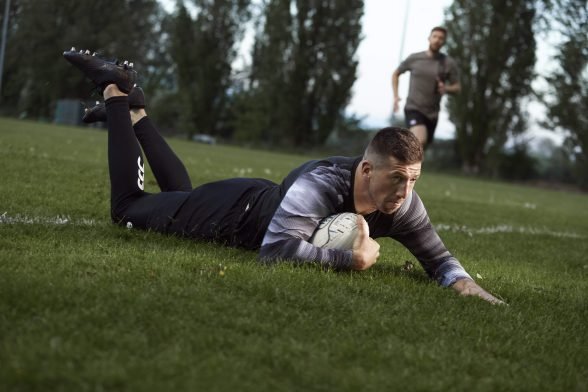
[170,0,250,139]
[444,0,537,174]
[235,0,363,147]
[542,0,588,188]
[1,0,167,119]
[169,1,198,134]
[233,0,291,145]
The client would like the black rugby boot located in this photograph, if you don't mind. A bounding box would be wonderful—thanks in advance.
[63,47,137,94]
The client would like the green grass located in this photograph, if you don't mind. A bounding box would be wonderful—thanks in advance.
[1,117,587,391]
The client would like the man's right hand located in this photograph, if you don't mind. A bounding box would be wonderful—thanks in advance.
[452,278,507,305]
[351,215,380,270]
[393,96,401,113]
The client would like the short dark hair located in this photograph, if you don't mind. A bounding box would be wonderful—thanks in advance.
[364,127,423,166]
[430,26,447,37]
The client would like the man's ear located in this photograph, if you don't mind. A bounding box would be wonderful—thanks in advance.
[360,160,373,177]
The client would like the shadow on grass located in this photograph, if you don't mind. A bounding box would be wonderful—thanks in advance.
[104,224,436,287]
[370,261,432,284]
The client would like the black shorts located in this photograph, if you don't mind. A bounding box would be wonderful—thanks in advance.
[404,110,438,145]
[167,178,279,249]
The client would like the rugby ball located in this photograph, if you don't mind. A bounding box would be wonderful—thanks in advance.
[309,213,359,250]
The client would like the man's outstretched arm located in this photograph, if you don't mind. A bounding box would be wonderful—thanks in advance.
[391,192,505,305]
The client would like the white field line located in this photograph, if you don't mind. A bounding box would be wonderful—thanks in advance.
[435,223,585,239]
[0,212,99,227]
[1,212,585,239]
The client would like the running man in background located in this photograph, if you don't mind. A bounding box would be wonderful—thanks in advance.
[392,26,461,148]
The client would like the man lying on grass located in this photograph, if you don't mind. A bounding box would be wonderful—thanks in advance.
[63,48,505,305]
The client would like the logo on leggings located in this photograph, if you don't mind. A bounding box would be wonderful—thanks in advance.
[137,156,145,190]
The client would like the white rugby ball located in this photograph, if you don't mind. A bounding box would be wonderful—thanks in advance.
[310,213,359,250]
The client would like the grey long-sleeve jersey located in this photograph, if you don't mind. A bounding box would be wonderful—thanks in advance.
[258,156,472,287]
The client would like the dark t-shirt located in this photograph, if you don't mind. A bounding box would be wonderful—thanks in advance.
[397,51,459,120]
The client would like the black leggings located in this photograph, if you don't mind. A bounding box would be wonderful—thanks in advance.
[105,96,192,228]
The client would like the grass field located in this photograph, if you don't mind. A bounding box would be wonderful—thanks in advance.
[1,117,587,391]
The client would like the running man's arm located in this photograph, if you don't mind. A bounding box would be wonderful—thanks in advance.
[392,54,414,113]
[392,69,402,112]
[438,80,461,95]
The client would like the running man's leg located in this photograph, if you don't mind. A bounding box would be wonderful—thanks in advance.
[130,109,192,192]
[409,124,428,146]
[424,117,438,147]
[411,117,437,149]
[404,109,430,147]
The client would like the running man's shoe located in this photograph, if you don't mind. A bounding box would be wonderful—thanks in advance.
[82,86,145,123]
[63,47,137,94]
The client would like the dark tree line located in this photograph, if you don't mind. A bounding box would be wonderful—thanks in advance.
[0,0,585,186]
[235,0,363,147]
[0,0,363,148]
[542,0,588,188]
[444,0,537,175]
[170,0,250,137]
[0,0,168,119]
[442,0,587,188]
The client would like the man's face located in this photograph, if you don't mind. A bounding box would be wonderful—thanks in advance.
[366,157,422,214]
[428,30,446,52]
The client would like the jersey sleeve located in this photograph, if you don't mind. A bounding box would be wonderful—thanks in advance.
[390,192,472,286]
[397,53,416,74]
[259,165,353,269]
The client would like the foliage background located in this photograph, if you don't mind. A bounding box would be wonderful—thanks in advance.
[0,0,585,187]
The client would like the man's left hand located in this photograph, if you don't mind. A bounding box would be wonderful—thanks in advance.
[437,79,446,95]
[451,278,506,305]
